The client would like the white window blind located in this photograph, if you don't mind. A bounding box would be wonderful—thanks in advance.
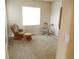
[22,7,41,25]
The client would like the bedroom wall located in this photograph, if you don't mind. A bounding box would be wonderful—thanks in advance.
[5,1,9,59]
[49,0,62,36]
[56,0,74,59]
[6,0,51,35]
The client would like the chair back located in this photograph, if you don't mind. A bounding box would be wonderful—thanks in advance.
[11,24,19,34]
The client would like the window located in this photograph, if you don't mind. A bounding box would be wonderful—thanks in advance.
[22,7,41,25]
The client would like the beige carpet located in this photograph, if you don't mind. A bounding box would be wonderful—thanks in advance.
[8,34,57,59]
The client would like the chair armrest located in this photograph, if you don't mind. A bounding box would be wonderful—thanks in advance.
[19,29,23,32]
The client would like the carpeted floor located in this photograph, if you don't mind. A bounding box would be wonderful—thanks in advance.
[8,34,58,59]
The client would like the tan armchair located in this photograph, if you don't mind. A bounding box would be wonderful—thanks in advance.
[10,24,24,40]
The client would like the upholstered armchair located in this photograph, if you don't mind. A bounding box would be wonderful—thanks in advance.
[10,24,24,40]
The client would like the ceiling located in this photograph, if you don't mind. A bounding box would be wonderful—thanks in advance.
[40,0,61,2]
[40,0,54,2]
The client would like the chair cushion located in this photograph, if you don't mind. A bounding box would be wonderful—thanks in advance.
[13,25,19,32]
[18,32,24,35]
[24,33,32,35]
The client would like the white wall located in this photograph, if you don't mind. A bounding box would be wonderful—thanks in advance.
[0,0,8,59]
[5,4,9,59]
[6,0,51,35]
[49,0,62,36]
